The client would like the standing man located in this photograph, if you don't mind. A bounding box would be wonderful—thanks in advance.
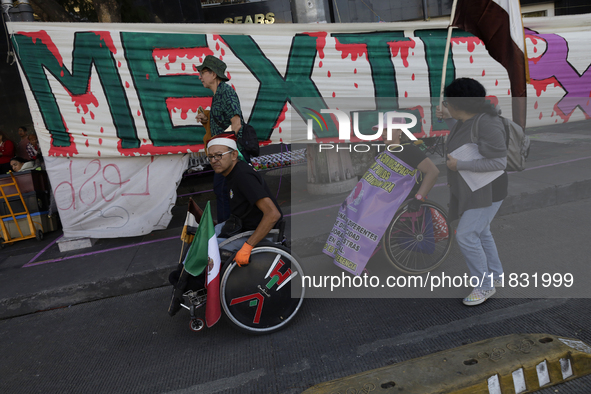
[195,55,245,223]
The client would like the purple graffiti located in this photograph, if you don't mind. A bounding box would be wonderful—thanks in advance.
[526,29,591,120]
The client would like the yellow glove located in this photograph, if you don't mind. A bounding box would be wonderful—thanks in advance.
[235,242,254,267]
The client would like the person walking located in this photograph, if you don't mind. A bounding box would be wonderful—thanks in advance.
[195,55,245,223]
[441,78,508,306]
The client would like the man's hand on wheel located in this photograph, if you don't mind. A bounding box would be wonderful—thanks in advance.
[407,198,423,212]
[235,242,254,267]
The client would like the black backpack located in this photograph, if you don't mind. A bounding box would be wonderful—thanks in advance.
[211,114,260,158]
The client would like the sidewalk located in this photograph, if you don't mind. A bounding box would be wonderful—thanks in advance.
[1,121,590,319]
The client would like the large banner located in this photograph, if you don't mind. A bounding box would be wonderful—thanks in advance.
[7,15,591,237]
[323,152,418,276]
[47,155,188,238]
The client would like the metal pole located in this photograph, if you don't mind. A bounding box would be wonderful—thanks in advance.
[438,0,459,107]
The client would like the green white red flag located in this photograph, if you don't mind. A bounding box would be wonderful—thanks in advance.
[183,201,221,327]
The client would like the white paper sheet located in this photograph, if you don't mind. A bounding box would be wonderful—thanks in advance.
[450,143,504,192]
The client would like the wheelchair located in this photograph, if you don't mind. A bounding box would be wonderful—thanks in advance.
[175,221,306,335]
[381,199,453,274]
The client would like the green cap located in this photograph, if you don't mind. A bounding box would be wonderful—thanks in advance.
[196,55,229,81]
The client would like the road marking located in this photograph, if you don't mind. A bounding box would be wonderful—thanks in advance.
[356,298,568,356]
[163,368,266,394]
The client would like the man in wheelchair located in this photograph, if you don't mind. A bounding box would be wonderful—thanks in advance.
[168,134,283,316]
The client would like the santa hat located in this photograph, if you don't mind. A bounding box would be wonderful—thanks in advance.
[207,133,237,150]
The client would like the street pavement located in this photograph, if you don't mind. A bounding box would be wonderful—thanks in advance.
[2,194,591,393]
[1,119,591,392]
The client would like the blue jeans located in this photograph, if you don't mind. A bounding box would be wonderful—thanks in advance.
[456,201,504,291]
[214,173,231,223]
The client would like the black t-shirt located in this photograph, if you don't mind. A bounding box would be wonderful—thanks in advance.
[225,161,283,231]
[387,143,427,196]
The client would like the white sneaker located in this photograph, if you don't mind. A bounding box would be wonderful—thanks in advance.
[463,288,496,306]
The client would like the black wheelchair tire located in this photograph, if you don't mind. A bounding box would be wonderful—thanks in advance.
[220,243,305,335]
[381,199,453,274]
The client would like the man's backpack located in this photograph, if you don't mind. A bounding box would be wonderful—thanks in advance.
[472,113,531,172]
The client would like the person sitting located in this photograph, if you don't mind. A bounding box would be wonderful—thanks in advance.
[9,157,38,173]
[0,130,15,174]
[168,134,282,316]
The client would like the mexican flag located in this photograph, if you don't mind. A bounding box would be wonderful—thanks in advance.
[183,201,221,327]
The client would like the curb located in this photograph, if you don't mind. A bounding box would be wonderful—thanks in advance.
[0,267,173,320]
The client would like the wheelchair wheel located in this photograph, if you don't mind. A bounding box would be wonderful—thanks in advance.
[220,244,305,335]
[381,200,453,274]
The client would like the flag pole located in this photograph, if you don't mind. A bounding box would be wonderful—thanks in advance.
[439,0,459,107]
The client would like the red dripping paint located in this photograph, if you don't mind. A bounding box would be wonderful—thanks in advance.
[405,91,408,98]
[193,64,197,72]
[319,61,323,68]
[219,56,223,61]
[354,83,358,88]
[495,80,498,86]
[91,31,117,54]
[332,92,336,98]
[412,73,415,81]
[387,40,416,68]
[227,72,232,80]
[534,101,538,109]
[98,151,101,156]
[482,70,485,76]
[61,70,64,77]
[99,138,102,145]
[82,133,88,137]
[181,63,186,71]
[279,127,282,133]
[100,127,104,133]
[90,111,95,120]
[216,42,220,51]
[304,31,327,59]
[81,117,86,124]
[137,110,141,116]
[125,81,130,88]
[146,74,149,80]
[335,38,367,61]
[77,107,80,114]
[354,68,357,74]
[534,47,537,53]
[165,63,170,70]
[118,61,121,67]
[221,48,225,56]
[508,89,511,95]
[143,139,147,143]
[470,56,473,63]
[327,70,331,77]
[85,139,89,147]
[539,112,543,120]
[18,31,64,67]
[273,103,288,129]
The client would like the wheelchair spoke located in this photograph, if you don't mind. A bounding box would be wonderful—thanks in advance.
[276,271,299,291]
[264,254,283,279]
